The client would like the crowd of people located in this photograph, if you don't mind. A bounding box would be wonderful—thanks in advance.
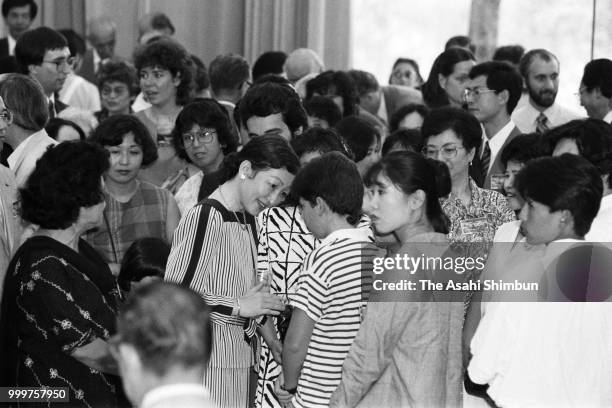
[0,0,611,407]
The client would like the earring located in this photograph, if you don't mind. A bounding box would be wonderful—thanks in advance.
[240,174,246,180]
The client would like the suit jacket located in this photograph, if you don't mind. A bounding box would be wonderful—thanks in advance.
[470,126,522,189]
[55,98,69,115]
[381,85,423,119]
[0,38,9,59]
[78,49,97,84]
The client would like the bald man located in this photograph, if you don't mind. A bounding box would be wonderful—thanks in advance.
[78,16,116,83]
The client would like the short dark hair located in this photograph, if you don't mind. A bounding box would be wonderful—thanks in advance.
[421,106,482,152]
[303,96,342,128]
[191,54,210,94]
[90,114,158,167]
[97,58,139,96]
[469,61,523,114]
[133,38,194,105]
[252,51,287,81]
[364,150,451,234]
[500,133,546,168]
[2,0,37,19]
[547,119,612,189]
[57,29,85,57]
[500,133,547,167]
[20,141,109,229]
[239,82,307,136]
[389,58,424,86]
[422,48,475,108]
[15,26,68,74]
[252,73,292,86]
[305,70,359,116]
[516,154,602,237]
[291,151,363,225]
[219,134,300,184]
[493,45,525,66]
[150,12,175,35]
[389,103,429,132]
[171,99,238,163]
[347,69,379,97]
[290,127,351,159]
[581,58,612,98]
[45,117,86,141]
[118,238,170,293]
[117,282,212,375]
[382,128,422,156]
[335,115,380,162]
[445,35,476,54]
[519,49,558,80]
[208,53,250,95]
[0,73,48,131]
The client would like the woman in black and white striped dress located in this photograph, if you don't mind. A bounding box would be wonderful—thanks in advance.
[164,135,300,408]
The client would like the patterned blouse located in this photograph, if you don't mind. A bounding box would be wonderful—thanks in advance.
[441,178,515,244]
[0,236,122,407]
[85,181,173,265]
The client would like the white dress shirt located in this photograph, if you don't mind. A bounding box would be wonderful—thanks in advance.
[603,110,612,124]
[140,383,212,408]
[481,120,515,173]
[7,129,58,186]
[511,101,583,133]
[586,194,612,242]
[7,34,16,56]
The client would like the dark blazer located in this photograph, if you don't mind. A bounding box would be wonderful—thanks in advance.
[78,49,96,84]
[470,126,521,189]
[0,38,9,59]
[381,85,423,119]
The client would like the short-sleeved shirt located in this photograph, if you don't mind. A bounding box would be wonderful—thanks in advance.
[290,227,378,408]
[441,178,515,244]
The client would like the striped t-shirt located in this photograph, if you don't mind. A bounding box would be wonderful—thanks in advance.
[289,227,378,408]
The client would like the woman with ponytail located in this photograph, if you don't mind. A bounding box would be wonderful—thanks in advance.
[164,134,300,408]
[331,150,464,408]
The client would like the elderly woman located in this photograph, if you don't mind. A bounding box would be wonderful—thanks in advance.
[421,107,515,244]
[168,99,239,214]
[86,115,179,274]
[468,154,612,407]
[95,58,139,122]
[0,142,122,407]
[133,38,194,186]
[421,48,476,109]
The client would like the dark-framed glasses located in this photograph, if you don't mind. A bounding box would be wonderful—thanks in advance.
[421,144,466,159]
[463,87,496,101]
[182,129,217,147]
[42,56,76,71]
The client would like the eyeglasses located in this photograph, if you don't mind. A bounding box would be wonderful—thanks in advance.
[101,85,129,97]
[463,87,496,100]
[422,144,466,159]
[182,129,217,147]
[42,56,76,72]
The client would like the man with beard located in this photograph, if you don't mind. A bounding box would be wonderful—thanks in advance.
[512,49,582,134]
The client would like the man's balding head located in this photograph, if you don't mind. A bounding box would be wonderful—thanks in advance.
[283,48,324,83]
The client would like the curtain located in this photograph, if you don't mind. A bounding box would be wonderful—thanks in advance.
[1,0,352,70]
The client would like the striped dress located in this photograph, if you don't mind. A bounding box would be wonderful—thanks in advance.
[290,227,379,408]
[255,206,318,408]
[164,199,258,408]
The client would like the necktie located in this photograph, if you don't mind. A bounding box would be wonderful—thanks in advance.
[481,141,491,179]
[48,100,55,119]
[536,112,549,134]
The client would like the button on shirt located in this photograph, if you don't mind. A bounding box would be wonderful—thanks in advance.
[511,102,583,133]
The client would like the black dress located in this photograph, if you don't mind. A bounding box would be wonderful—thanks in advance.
[0,236,122,407]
